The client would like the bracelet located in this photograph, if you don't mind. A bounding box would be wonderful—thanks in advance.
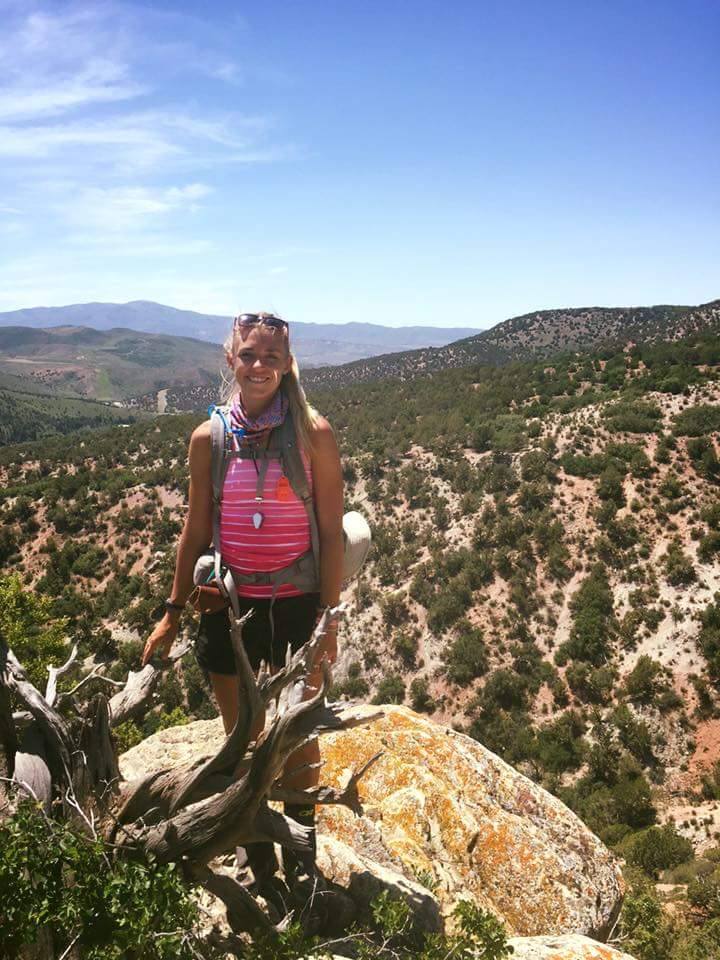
[165,599,185,614]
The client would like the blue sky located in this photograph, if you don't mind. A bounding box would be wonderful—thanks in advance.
[0,0,717,328]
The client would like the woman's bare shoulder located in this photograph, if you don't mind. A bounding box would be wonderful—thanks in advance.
[309,414,339,463]
[189,419,212,460]
[310,414,334,438]
[191,419,212,441]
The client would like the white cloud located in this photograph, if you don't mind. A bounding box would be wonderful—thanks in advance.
[210,62,243,84]
[0,4,298,306]
[59,182,213,231]
[0,59,146,121]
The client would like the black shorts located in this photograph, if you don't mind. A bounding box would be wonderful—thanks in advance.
[194,592,321,675]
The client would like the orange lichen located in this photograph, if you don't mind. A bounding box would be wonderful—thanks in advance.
[317,706,622,938]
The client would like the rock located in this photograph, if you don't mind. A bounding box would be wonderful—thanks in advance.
[316,705,623,939]
[507,935,637,959]
[317,835,442,932]
[119,705,624,940]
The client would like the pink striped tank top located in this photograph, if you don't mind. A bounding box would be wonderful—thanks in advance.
[219,443,312,598]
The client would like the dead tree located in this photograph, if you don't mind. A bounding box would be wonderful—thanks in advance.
[0,606,381,954]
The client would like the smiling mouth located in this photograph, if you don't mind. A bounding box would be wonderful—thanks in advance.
[248,376,269,383]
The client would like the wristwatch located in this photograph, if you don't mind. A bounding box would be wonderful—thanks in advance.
[165,599,185,614]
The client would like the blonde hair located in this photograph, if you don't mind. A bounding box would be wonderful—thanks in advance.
[221,312,320,454]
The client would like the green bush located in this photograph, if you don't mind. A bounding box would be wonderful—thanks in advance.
[624,655,669,705]
[0,802,202,960]
[604,400,662,434]
[381,591,410,628]
[662,539,696,586]
[688,870,720,917]
[613,705,655,765]
[557,562,615,666]
[393,629,419,667]
[409,677,435,713]
[443,622,488,685]
[620,825,694,878]
[0,574,69,690]
[372,673,405,705]
[673,404,720,437]
[565,662,615,704]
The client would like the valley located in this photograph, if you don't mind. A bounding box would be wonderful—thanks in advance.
[4,306,720,954]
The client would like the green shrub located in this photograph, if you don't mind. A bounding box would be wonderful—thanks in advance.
[409,677,435,713]
[620,825,694,878]
[605,400,662,434]
[534,710,586,774]
[382,591,410,628]
[615,883,675,960]
[427,580,471,633]
[624,655,669,705]
[0,574,69,690]
[331,660,370,700]
[0,802,202,960]
[613,705,655,765]
[443,623,488,685]
[688,870,720,917]
[699,531,720,563]
[113,719,144,754]
[565,662,615,704]
[557,562,615,666]
[673,404,720,437]
[393,629,419,667]
[662,539,696,586]
[372,673,405,705]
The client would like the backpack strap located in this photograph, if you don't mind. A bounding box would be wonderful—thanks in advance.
[208,404,241,618]
[271,413,321,584]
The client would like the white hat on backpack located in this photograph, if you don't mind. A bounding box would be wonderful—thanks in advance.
[342,511,372,583]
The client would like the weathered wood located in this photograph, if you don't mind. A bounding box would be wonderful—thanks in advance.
[259,606,344,706]
[2,610,383,943]
[167,612,262,816]
[270,750,384,814]
[121,671,355,864]
[0,685,17,812]
[0,642,75,796]
[44,644,78,708]
[76,694,120,810]
[108,664,159,726]
[189,862,276,936]
[14,725,53,813]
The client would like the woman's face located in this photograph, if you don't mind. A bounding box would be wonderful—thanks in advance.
[227,324,292,407]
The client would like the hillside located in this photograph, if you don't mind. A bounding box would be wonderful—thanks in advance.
[0,325,223,403]
[300,298,720,391]
[4,330,720,952]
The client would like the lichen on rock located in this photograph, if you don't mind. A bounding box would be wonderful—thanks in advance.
[119,703,625,941]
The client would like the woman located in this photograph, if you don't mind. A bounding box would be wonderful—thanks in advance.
[141,311,344,889]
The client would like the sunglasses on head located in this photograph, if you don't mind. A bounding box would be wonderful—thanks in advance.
[234,313,289,332]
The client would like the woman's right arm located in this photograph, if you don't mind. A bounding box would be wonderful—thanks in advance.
[141,421,213,666]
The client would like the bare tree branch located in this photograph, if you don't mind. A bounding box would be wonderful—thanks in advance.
[45,643,79,707]
[259,605,346,707]
[188,862,276,937]
[57,665,123,708]
[0,641,75,794]
[167,612,262,816]
[0,684,17,813]
[271,750,384,814]
[109,664,159,727]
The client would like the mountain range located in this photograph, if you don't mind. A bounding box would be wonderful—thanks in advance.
[0,300,481,368]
